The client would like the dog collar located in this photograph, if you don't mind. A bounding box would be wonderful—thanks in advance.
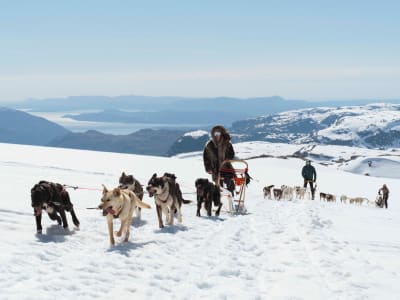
[157,190,170,203]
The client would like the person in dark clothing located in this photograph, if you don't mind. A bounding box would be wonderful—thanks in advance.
[378,184,389,209]
[302,160,317,200]
[203,125,235,192]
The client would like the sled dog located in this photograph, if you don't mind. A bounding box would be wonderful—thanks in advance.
[98,186,151,245]
[195,178,222,217]
[147,173,190,228]
[119,172,144,219]
[263,185,274,199]
[295,186,307,200]
[273,188,283,201]
[31,181,80,234]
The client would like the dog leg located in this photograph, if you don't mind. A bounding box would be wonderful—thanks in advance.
[124,217,133,243]
[115,219,125,237]
[162,206,169,224]
[215,202,222,216]
[136,207,142,220]
[69,207,80,228]
[107,214,115,245]
[59,208,69,229]
[156,205,164,228]
[35,214,42,234]
[124,222,130,242]
[196,199,202,217]
[48,212,62,226]
[205,197,212,217]
[177,205,182,223]
[124,208,134,242]
[168,205,175,225]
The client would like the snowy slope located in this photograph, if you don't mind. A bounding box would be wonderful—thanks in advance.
[1,143,400,300]
[231,103,400,148]
[176,141,400,179]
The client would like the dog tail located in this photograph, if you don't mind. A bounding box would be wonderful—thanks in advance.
[128,191,151,209]
[136,200,151,209]
[182,199,192,204]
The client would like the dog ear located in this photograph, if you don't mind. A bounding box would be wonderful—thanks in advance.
[113,188,121,197]
[121,172,126,176]
[102,184,108,194]
[152,173,157,178]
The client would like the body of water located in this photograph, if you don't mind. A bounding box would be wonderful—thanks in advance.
[30,111,206,135]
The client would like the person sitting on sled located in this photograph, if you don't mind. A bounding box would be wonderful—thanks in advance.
[203,125,235,193]
[302,160,317,200]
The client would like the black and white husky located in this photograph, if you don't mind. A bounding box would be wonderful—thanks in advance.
[146,173,190,228]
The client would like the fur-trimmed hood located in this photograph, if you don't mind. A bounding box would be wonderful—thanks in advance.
[210,125,231,143]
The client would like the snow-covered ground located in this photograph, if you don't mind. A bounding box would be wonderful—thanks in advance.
[1,142,399,300]
[176,141,400,179]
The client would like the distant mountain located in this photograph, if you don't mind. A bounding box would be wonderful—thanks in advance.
[10,94,399,119]
[49,129,185,156]
[168,103,400,155]
[8,95,292,112]
[167,130,209,156]
[231,103,400,148]
[63,109,244,126]
[0,107,186,155]
[0,107,70,145]
[7,95,400,131]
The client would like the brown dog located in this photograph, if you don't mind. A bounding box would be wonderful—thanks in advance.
[98,186,151,245]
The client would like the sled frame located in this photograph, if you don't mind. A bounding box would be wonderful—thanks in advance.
[217,159,248,215]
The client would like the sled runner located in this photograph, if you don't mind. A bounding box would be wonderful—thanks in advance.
[218,160,249,215]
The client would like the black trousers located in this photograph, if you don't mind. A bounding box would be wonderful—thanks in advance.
[304,180,315,199]
[383,194,388,209]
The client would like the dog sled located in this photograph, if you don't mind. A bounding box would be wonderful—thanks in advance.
[375,193,384,208]
[218,159,249,215]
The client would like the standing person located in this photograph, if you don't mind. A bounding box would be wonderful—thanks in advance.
[302,160,317,200]
[203,125,235,190]
[378,184,389,209]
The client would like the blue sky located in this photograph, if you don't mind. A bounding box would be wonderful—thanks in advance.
[0,0,399,101]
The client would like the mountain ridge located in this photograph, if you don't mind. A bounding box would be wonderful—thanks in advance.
[168,103,400,155]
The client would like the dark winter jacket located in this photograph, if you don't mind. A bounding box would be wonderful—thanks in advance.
[302,165,316,181]
[203,125,235,176]
[379,185,389,197]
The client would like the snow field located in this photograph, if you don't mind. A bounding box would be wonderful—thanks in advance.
[0,143,399,300]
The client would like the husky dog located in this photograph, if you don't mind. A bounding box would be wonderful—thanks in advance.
[320,192,327,201]
[195,178,222,217]
[281,185,294,200]
[31,181,80,234]
[295,186,307,200]
[119,172,144,219]
[349,197,367,205]
[147,173,190,228]
[263,185,274,200]
[98,186,151,245]
[273,188,283,201]
[326,194,336,202]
